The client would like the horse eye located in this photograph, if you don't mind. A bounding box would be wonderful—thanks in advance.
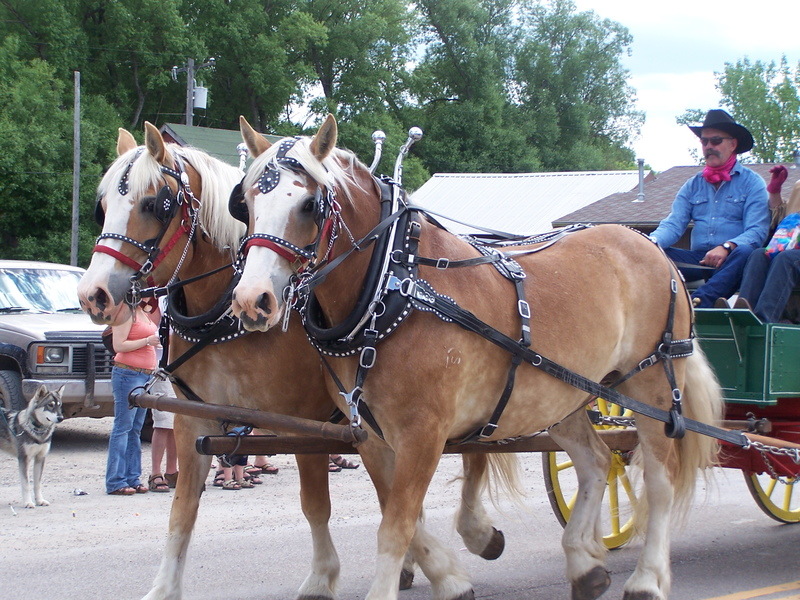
[301,198,316,214]
[142,196,156,214]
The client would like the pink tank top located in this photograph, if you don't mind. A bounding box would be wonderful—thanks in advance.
[114,317,157,370]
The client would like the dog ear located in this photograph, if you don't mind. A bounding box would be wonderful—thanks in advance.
[55,384,66,398]
[32,384,48,401]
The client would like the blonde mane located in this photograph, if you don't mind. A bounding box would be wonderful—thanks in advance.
[98,144,245,252]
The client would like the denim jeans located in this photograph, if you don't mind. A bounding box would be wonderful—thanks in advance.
[106,367,149,493]
[738,249,800,323]
[664,245,755,307]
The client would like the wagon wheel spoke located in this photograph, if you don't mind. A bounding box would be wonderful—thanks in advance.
[744,473,800,524]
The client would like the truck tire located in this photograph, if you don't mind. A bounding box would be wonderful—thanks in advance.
[0,369,26,412]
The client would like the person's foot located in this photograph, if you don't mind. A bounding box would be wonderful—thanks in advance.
[133,484,149,494]
[221,479,240,490]
[330,455,360,470]
[714,297,729,308]
[733,297,752,310]
[251,462,279,475]
[692,297,702,308]
[148,474,170,492]
[108,487,135,496]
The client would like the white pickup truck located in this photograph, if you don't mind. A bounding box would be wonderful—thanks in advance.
[0,259,115,418]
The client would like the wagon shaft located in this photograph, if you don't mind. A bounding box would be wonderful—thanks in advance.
[196,428,639,456]
[130,392,367,444]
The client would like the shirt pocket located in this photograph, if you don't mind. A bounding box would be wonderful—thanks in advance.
[723,194,746,219]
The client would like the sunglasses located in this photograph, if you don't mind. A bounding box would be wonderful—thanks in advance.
[700,136,734,147]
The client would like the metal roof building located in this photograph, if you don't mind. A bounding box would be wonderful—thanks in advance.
[160,123,282,167]
[410,171,652,235]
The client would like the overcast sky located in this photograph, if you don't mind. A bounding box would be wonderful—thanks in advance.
[571,0,800,171]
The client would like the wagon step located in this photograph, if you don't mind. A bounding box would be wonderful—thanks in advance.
[130,392,368,444]
[196,428,639,456]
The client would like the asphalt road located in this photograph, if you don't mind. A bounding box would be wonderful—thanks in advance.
[1,418,798,600]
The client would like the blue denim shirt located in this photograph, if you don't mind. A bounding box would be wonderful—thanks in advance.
[651,161,769,251]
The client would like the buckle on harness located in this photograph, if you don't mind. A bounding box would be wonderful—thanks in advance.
[435,257,450,269]
[518,300,531,319]
[360,346,377,369]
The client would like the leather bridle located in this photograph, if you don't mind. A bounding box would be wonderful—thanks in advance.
[93,149,202,306]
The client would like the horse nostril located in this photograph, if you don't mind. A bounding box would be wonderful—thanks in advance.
[256,293,273,316]
[94,288,109,311]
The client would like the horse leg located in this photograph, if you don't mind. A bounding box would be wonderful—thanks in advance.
[619,416,675,600]
[455,453,505,560]
[365,438,474,600]
[142,416,213,600]
[295,453,340,600]
[358,438,471,595]
[548,410,612,600]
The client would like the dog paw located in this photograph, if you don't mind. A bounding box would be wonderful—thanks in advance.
[37,499,50,506]
[23,502,35,509]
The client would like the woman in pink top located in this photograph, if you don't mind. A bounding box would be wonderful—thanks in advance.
[105,305,160,495]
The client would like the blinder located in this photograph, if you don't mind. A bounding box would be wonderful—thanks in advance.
[154,185,179,223]
[228,182,248,225]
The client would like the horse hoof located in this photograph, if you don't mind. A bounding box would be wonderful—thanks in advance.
[448,590,475,600]
[297,596,333,600]
[571,566,611,600]
[399,568,414,590]
[479,528,505,560]
[622,592,660,600]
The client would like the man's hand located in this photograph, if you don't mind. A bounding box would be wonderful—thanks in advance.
[700,245,730,269]
[767,165,788,193]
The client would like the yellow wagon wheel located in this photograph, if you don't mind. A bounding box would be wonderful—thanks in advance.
[543,398,638,550]
[744,472,800,524]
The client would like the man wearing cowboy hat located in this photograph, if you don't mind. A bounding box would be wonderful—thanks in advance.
[650,109,770,307]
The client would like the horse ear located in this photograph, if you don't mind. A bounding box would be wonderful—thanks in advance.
[239,116,272,158]
[117,128,137,156]
[310,114,338,161]
[144,121,167,162]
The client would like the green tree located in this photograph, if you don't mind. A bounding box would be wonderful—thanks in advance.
[717,56,800,163]
[0,36,120,263]
[512,0,642,171]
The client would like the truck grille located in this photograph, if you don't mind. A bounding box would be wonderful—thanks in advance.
[73,345,114,377]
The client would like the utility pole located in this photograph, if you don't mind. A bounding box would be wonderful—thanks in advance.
[71,71,81,266]
[171,57,215,126]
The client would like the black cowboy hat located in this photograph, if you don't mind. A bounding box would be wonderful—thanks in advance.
[689,109,754,154]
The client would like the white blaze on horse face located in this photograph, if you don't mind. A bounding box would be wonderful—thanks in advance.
[234,177,303,331]
[77,192,137,323]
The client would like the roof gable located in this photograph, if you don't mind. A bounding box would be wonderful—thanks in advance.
[554,163,800,227]
[160,123,282,168]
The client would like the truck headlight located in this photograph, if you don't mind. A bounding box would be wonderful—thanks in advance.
[38,346,66,363]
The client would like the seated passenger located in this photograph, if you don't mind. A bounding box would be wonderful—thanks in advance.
[735,167,800,322]
[649,110,769,308]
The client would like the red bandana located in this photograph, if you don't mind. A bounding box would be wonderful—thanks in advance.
[702,153,737,184]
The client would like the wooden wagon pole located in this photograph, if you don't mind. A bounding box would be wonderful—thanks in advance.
[130,392,367,445]
[196,427,639,456]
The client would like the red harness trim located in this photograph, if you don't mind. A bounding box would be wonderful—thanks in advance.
[92,209,192,280]
[244,237,310,271]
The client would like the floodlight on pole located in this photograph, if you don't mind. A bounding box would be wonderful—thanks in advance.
[170,57,216,126]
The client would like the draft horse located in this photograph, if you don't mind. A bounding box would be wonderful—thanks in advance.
[230,115,725,600]
[77,123,501,600]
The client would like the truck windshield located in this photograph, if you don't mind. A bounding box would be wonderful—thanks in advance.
[0,267,84,313]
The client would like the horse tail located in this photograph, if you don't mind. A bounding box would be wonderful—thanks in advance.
[672,342,724,514]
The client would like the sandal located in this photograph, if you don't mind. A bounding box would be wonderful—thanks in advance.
[164,472,179,488]
[222,479,240,490]
[148,474,170,493]
[244,473,263,485]
[253,462,279,475]
[328,462,342,473]
[330,455,359,470]
[238,478,255,489]
[108,486,135,496]
[213,470,225,487]
[133,484,149,494]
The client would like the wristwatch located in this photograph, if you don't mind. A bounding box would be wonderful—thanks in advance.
[722,242,733,252]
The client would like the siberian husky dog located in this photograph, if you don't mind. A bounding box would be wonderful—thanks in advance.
[1,384,64,508]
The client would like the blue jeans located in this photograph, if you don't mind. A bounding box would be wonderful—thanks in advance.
[665,245,755,307]
[738,249,800,323]
[106,367,149,493]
